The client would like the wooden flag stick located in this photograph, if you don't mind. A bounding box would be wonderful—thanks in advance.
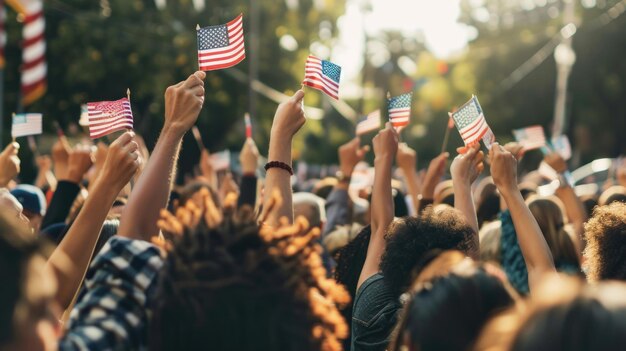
[191,125,205,151]
[196,24,200,30]
[11,113,16,143]
[441,112,454,154]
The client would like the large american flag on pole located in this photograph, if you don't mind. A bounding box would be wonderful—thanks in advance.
[451,95,495,148]
[388,93,412,132]
[11,113,41,138]
[197,13,245,71]
[513,125,546,151]
[302,55,341,100]
[87,98,133,139]
[356,109,381,136]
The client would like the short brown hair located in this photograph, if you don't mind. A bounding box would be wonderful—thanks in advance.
[583,202,626,282]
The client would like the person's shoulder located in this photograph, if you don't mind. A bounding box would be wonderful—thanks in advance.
[354,273,397,310]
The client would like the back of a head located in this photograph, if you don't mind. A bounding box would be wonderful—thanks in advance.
[475,277,626,351]
[391,253,515,351]
[583,201,626,281]
[599,185,626,206]
[380,208,476,297]
[510,279,626,351]
[0,212,46,347]
[527,196,579,268]
[149,192,349,351]
[293,192,326,229]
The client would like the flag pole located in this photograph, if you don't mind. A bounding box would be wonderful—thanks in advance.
[441,113,452,154]
[126,88,133,133]
[191,125,205,151]
[11,112,15,143]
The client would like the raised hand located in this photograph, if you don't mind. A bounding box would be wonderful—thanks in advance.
[0,142,20,187]
[451,143,484,186]
[239,138,260,175]
[270,90,306,140]
[503,141,525,161]
[372,122,399,162]
[65,144,94,183]
[421,152,450,199]
[544,152,568,174]
[164,71,206,135]
[51,137,71,180]
[489,142,518,195]
[93,132,141,190]
[339,137,369,177]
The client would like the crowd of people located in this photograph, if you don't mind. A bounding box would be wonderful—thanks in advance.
[1,70,626,351]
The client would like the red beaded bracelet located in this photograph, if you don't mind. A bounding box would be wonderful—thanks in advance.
[264,161,293,175]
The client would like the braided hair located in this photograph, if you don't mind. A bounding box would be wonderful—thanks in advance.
[149,189,350,351]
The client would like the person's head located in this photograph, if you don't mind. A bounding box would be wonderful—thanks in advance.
[479,220,502,263]
[583,201,626,281]
[176,180,221,210]
[390,251,517,351]
[527,196,579,268]
[580,194,598,219]
[474,177,500,228]
[293,192,326,230]
[380,208,477,297]
[0,188,29,226]
[599,185,626,206]
[434,180,454,206]
[150,189,349,351]
[0,211,59,351]
[476,276,626,351]
[10,185,47,232]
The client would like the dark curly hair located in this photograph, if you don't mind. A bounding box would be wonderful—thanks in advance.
[333,225,371,351]
[583,201,626,282]
[380,208,476,297]
[149,190,350,351]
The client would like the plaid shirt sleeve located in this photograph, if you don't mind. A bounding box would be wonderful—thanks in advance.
[59,237,164,351]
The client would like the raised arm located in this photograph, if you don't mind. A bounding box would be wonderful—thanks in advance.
[450,143,484,259]
[418,152,449,212]
[490,143,555,291]
[545,152,587,254]
[357,123,398,289]
[237,138,260,209]
[261,90,306,227]
[396,143,420,215]
[46,132,140,312]
[118,71,206,241]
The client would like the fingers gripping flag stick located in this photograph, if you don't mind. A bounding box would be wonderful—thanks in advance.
[387,93,412,132]
[197,14,246,71]
[87,98,134,139]
[302,55,341,100]
[450,95,495,149]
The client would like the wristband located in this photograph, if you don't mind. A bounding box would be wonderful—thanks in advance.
[264,161,293,176]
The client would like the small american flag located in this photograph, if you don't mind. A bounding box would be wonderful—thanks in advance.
[388,93,412,131]
[302,55,341,100]
[451,95,495,148]
[513,125,546,151]
[356,110,381,136]
[244,112,252,139]
[209,150,231,171]
[87,98,133,139]
[11,113,42,138]
[197,13,245,71]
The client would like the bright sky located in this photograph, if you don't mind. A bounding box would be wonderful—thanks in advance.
[330,0,475,83]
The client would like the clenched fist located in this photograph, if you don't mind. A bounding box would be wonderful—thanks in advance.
[451,143,484,186]
[270,90,306,140]
[339,137,369,176]
[164,71,206,135]
[0,142,20,187]
[93,132,142,191]
[489,142,518,195]
[372,122,398,163]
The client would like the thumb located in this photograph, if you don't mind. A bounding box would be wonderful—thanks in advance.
[194,71,206,80]
[291,90,305,104]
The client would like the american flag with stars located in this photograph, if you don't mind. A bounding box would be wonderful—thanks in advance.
[302,55,341,100]
[11,113,42,138]
[87,98,133,139]
[388,93,412,132]
[451,95,495,148]
[356,109,381,136]
[513,125,546,151]
[197,13,245,71]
